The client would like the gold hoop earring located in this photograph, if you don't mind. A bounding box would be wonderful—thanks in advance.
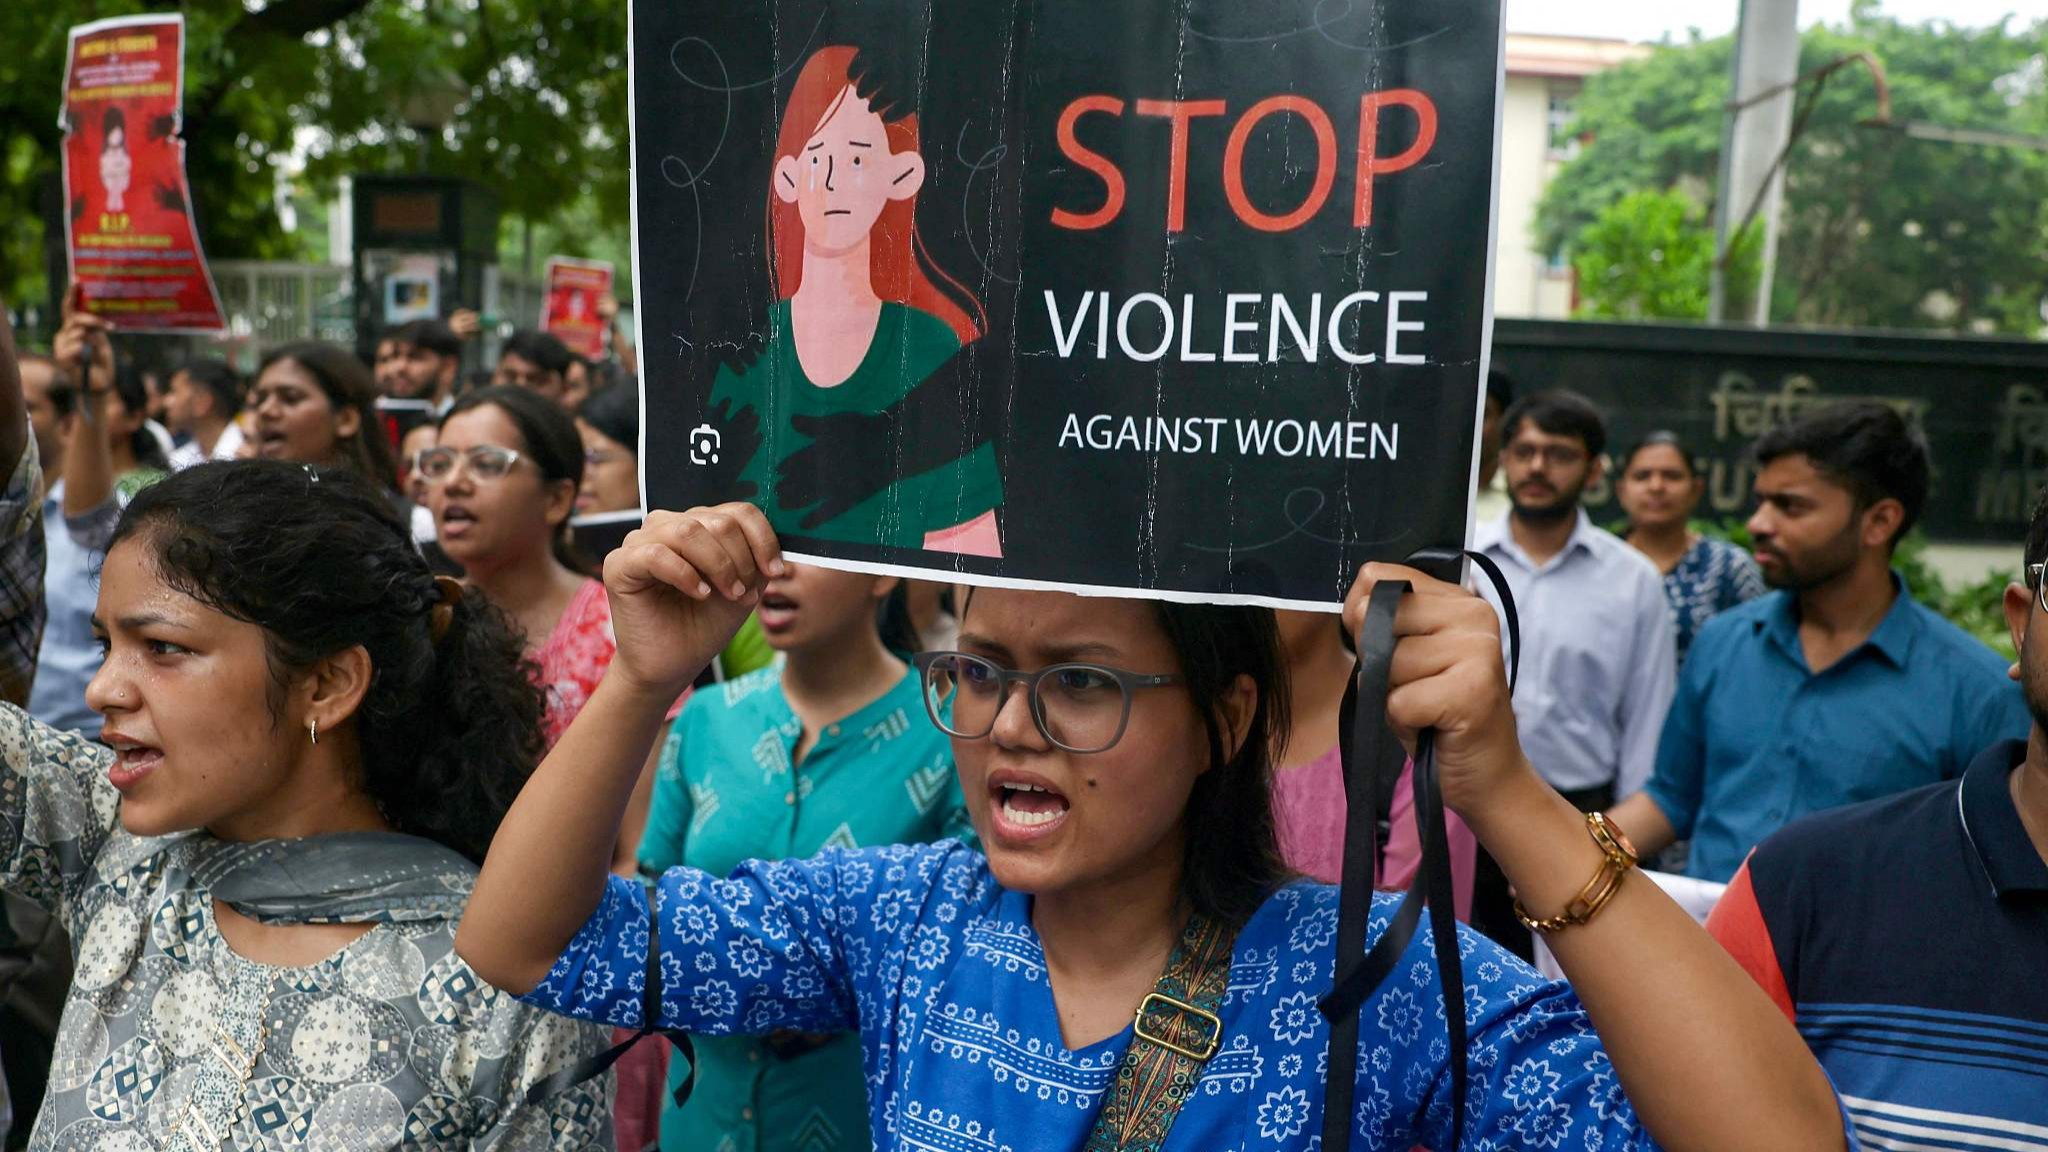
[309,718,319,746]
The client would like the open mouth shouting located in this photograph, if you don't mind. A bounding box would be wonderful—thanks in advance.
[102,729,164,792]
[438,502,479,540]
[987,769,1071,844]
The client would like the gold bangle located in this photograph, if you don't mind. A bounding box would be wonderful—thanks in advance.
[1512,812,1640,934]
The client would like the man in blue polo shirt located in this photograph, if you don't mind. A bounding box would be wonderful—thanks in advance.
[1609,401,2026,882]
[1705,483,2048,1142]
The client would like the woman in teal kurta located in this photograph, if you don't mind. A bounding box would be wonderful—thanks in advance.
[637,561,974,1152]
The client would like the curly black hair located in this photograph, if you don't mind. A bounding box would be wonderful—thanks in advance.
[112,460,545,863]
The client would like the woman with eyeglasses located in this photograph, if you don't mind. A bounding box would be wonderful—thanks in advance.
[456,505,1855,1152]
[573,381,641,517]
[630,557,972,1152]
[421,385,639,748]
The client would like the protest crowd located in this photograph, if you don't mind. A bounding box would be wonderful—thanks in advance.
[7,287,2043,1152]
[3,11,2045,1152]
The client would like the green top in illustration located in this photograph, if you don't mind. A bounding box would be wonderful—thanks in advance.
[711,299,1002,549]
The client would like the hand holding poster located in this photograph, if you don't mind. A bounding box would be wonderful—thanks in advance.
[60,15,225,332]
[631,2,1503,608]
[542,257,616,359]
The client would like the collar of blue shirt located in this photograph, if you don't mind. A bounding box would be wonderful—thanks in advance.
[1754,571,1921,671]
[1473,506,1598,572]
[1961,739,2048,897]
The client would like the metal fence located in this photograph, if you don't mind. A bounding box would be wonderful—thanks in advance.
[211,261,357,351]
[200,260,549,369]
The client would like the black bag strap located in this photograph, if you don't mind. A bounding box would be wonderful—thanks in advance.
[525,882,697,1110]
[1317,548,1518,1151]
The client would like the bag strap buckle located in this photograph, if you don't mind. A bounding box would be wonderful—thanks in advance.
[1134,991,1222,1061]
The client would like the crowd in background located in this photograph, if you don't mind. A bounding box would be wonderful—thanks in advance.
[0,287,2040,1152]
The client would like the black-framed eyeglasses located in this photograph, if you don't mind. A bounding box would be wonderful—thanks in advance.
[413,445,526,483]
[912,651,1183,754]
[2030,563,2046,615]
[1503,442,1587,468]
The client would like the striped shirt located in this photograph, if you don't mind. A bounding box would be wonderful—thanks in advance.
[1708,739,2048,1151]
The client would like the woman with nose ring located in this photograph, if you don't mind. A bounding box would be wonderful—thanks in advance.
[457,503,1858,1152]
[0,462,614,1149]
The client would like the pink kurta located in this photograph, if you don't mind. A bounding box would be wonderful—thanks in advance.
[1271,744,1477,921]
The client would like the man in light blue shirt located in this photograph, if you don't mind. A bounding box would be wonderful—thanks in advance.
[24,315,121,737]
[1610,402,2027,883]
[1474,389,1676,809]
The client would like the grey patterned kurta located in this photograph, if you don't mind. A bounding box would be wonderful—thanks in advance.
[0,703,616,1151]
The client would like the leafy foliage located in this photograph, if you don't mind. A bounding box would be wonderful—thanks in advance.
[1572,188,1761,321]
[0,0,631,322]
[1537,7,2048,333]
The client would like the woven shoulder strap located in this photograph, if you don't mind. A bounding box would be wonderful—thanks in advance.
[1081,912,1235,1152]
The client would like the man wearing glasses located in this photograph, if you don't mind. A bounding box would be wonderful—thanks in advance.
[1703,484,2048,1149]
[1609,402,2027,884]
[1473,389,1676,815]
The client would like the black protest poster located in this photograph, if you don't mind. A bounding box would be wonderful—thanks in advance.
[630,0,1503,606]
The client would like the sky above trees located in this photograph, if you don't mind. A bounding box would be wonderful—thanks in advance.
[1509,0,2040,42]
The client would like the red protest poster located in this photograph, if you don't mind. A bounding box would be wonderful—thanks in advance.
[60,14,226,332]
[541,257,614,358]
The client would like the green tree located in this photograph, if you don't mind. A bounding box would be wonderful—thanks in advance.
[1572,188,1761,321]
[0,0,631,325]
[1537,5,2048,333]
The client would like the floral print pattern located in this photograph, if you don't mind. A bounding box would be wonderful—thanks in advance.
[524,841,1676,1151]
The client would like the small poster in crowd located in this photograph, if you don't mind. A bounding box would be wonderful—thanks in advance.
[542,257,615,358]
[59,14,225,332]
[629,1,1503,607]
[382,256,443,325]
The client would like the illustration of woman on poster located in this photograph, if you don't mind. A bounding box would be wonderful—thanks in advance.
[709,44,1004,556]
[75,102,170,240]
[98,106,132,214]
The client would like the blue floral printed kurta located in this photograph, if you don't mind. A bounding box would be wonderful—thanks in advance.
[1663,536,1764,667]
[526,841,1676,1151]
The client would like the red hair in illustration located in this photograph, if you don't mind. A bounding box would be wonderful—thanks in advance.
[766,46,985,347]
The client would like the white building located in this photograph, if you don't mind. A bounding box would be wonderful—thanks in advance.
[1494,34,1653,319]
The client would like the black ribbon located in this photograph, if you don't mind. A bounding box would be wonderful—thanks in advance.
[1317,548,1519,1151]
[525,883,697,1110]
